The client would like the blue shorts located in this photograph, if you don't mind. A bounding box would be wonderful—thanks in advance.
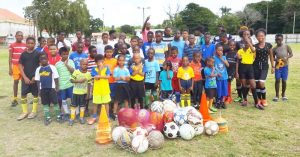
[275,66,288,81]
[110,83,116,99]
[217,80,228,98]
[180,79,192,90]
[59,87,73,100]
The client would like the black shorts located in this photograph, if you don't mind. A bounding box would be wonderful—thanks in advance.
[130,79,145,99]
[21,81,38,96]
[145,83,157,91]
[238,64,254,80]
[40,88,58,105]
[205,88,216,99]
[71,94,87,107]
[254,67,269,82]
[115,83,131,102]
[227,68,236,82]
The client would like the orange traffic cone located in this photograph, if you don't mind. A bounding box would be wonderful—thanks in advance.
[95,105,112,144]
[199,93,211,124]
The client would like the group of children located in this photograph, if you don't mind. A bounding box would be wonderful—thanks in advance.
[9,27,293,126]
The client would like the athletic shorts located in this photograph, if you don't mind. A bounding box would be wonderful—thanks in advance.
[71,94,87,107]
[21,81,38,97]
[205,88,216,99]
[145,83,157,91]
[115,83,131,102]
[216,80,228,98]
[59,87,73,100]
[12,64,22,80]
[40,88,58,105]
[109,83,116,99]
[180,79,192,90]
[130,79,145,99]
[93,94,111,104]
[254,66,268,82]
[238,64,254,80]
[275,66,288,81]
[227,68,236,82]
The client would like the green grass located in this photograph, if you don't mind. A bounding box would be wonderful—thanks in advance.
[0,44,300,157]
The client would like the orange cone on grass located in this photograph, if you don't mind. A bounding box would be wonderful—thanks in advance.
[95,105,112,144]
[199,93,211,124]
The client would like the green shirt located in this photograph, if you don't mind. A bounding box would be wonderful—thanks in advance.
[71,70,92,95]
[55,60,75,90]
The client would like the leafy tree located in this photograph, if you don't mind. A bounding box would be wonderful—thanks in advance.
[218,14,240,34]
[85,17,103,37]
[120,25,135,34]
[236,6,262,28]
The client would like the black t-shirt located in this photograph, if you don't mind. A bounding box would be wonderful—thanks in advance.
[254,42,272,69]
[19,50,40,79]
[226,51,237,73]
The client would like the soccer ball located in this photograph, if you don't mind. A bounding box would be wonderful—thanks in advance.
[150,101,164,113]
[193,124,204,136]
[179,124,195,140]
[147,130,165,149]
[174,108,188,125]
[133,127,148,137]
[137,109,150,126]
[131,135,149,153]
[112,126,127,142]
[163,99,177,112]
[163,122,179,139]
[204,121,219,136]
[116,131,132,147]
[186,107,203,125]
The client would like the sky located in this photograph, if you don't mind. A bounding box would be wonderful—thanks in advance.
[0,0,264,27]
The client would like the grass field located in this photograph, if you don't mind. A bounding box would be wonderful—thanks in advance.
[0,44,300,157]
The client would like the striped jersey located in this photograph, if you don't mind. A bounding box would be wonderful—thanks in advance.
[9,42,27,65]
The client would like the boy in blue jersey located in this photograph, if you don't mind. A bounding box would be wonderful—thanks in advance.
[201,32,215,66]
[142,31,154,59]
[170,30,185,58]
[69,42,88,69]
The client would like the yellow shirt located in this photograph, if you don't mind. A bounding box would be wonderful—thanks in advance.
[71,70,92,95]
[91,67,110,96]
[238,48,255,64]
[177,66,194,80]
[130,64,146,81]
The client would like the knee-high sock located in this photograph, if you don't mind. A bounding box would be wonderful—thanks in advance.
[21,98,28,113]
[53,104,60,117]
[261,87,266,100]
[62,100,70,114]
[256,88,261,100]
[70,107,76,120]
[32,97,38,113]
[180,94,185,107]
[79,107,85,118]
[186,94,191,106]
[43,105,50,119]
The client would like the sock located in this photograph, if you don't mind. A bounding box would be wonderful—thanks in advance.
[180,94,185,107]
[175,92,181,103]
[251,88,258,104]
[79,107,85,118]
[261,87,266,100]
[53,104,60,117]
[32,97,38,113]
[256,87,261,100]
[21,98,28,113]
[43,105,50,119]
[237,86,242,98]
[242,87,248,101]
[145,90,151,106]
[186,94,191,106]
[62,100,70,114]
[228,83,231,98]
[70,107,76,120]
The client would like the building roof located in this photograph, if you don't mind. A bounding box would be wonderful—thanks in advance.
[0,8,30,25]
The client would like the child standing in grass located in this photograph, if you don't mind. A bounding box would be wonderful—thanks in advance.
[272,34,293,102]
[88,54,111,124]
[113,55,131,117]
[167,46,181,104]
[55,47,75,120]
[17,37,40,120]
[35,53,61,125]
[70,59,92,125]
[190,52,203,108]
[144,48,160,107]
[177,56,194,107]
[159,61,173,99]
[214,45,229,109]
[204,57,218,114]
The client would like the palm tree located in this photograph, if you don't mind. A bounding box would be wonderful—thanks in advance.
[220,6,231,16]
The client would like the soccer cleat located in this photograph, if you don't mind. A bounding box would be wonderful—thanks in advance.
[272,97,279,102]
[27,112,37,119]
[11,100,18,107]
[209,106,218,112]
[234,97,242,102]
[17,113,28,121]
[261,99,268,107]
[282,97,288,101]
[221,102,227,109]
[241,100,248,107]
[44,117,52,126]
[215,102,221,109]
[56,115,63,123]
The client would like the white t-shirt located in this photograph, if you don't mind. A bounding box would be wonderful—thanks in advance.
[96,42,109,55]
[57,39,71,49]
[128,47,144,58]
[108,39,117,47]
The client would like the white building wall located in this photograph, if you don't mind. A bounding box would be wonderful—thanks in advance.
[0,22,35,37]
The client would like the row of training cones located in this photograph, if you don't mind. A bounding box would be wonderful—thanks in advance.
[95,105,112,144]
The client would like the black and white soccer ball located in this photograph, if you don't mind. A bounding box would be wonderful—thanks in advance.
[163,122,179,139]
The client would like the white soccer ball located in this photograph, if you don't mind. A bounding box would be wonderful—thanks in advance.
[163,122,179,139]
[174,108,188,125]
[204,121,219,136]
[193,124,204,136]
[133,127,148,138]
[150,101,164,113]
[179,124,195,140]
[163,99,177,112]
[186,107,203,125]
[147,130,165,149]
[131,135,149,153]
[112,126,127,142]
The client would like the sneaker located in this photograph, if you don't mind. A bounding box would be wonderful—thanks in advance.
[234,97,242,102]
[282,97,288,101]
[27,112,37,119]
[261,99,268,107]
[209,106,218,112]
[69,120,74,126]
[11,100,18,107]
[63,114,70,122]
[255,104,264,110]
[215,102,221,109]
[79,118,85,124]
[227,97,233,104]
[241,100,248,107]
[221,102,227,109]
[17,113,28,121]
[87,118,97,125]
[44,117,52,126]
[56,115,63,123]
[273,97,279,102]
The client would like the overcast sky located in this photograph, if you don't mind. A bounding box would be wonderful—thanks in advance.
[1,0,264,26]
